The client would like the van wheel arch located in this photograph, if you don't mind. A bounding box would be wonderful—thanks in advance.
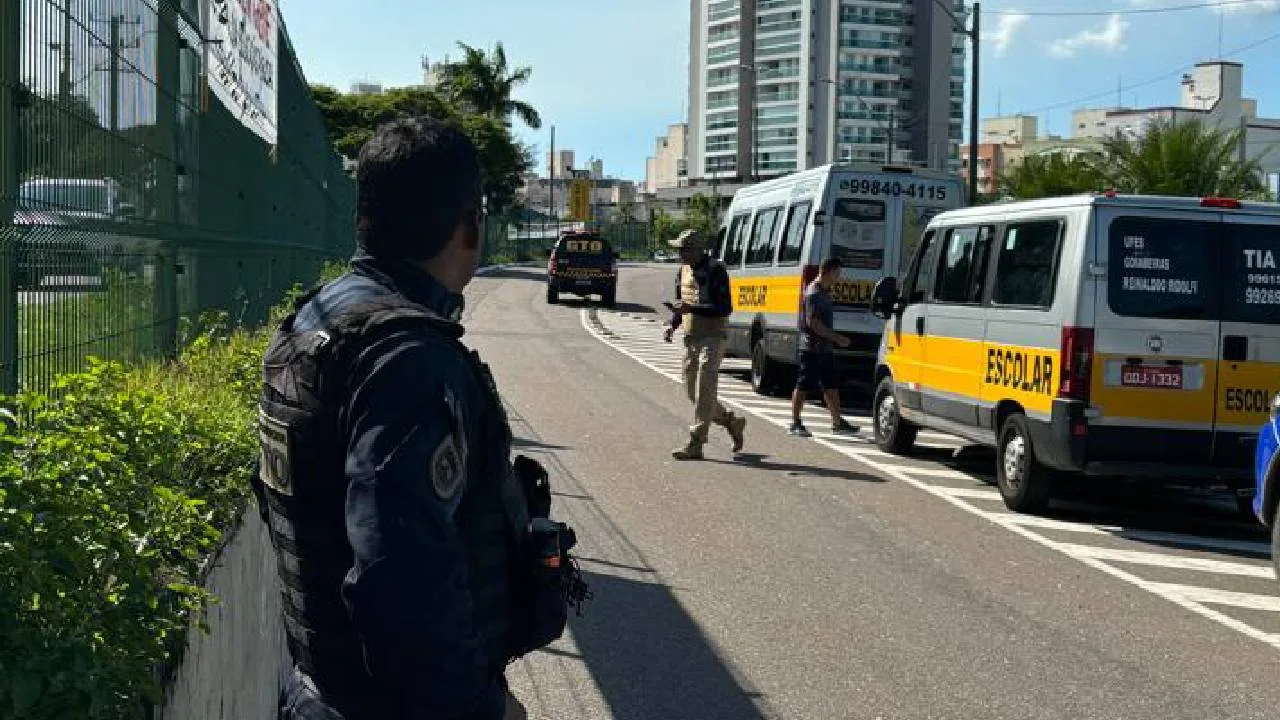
[994,400,1026,438]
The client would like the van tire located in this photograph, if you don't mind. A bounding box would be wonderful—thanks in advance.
[873,376,917,455]
[751,336,786,397]
[601,285,616,308]
[1271,512,1280,583]
[546,284,559,304]
[996,414,1054,514]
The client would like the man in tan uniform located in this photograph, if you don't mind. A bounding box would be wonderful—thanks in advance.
[663,229,746,460]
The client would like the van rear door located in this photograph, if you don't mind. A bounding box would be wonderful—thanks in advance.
[1215,212,1280,468]
[1091,209,1222,468]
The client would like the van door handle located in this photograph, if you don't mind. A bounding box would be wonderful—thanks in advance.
[915,316,925,335]
[1223,335,1248,362]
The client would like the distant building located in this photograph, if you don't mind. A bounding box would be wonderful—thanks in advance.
[686,0,968,183]
[1070,61,1280,185]
[421,55,451,89]
[547,149,576,179]
[981,115,1037,145]
[349,82,383,95]
[645,123,689,195]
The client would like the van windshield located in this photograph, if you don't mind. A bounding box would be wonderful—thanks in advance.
[829,198,886,270]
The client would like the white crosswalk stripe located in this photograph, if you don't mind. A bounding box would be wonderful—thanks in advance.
[583,307,1280,653]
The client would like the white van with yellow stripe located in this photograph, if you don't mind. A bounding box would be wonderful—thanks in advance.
[712,163,963,395]
[868,193,1280,514]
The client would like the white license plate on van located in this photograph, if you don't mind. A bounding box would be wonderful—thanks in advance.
[1120,364,1183,389]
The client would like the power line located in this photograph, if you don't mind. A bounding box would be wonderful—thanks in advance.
[1015,29,1280,116]
[993,0,1272,16]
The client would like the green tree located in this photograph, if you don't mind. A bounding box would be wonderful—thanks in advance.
[309,83,534,215]
[437,42,541,130]
[997,153,1105,200]
[1100,118,1266,198]
[651,209,680,246]
[682,193,722,239]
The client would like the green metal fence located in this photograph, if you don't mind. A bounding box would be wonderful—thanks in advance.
[1,0,355,396]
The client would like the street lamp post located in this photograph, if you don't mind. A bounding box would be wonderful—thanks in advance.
[739,63,760,182]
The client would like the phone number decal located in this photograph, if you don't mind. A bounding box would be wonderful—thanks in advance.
[838,179,951,200]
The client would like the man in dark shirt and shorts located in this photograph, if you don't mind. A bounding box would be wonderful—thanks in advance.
[790,257,859,438]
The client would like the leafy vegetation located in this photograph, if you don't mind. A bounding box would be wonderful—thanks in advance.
[998,119,1272,200]
[310,43,540,216]
[0,261,347,718]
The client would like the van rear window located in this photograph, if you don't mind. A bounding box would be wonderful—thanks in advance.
[1226,223,1280,325]
[559,237,608,254]
[1108,217,1218,320]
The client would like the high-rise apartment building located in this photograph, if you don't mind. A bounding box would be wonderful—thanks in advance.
[687,0,966,182]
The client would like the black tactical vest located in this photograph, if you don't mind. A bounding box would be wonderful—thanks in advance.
[253,289,527,718]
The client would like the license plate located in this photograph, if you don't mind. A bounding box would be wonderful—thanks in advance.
[1120,364,1183,389]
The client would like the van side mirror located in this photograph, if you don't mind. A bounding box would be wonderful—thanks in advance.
[870,276,900,320]
[813,210,827,227]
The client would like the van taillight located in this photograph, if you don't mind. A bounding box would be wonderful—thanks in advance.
[1058,326,1094,401]
[548,252,558,273]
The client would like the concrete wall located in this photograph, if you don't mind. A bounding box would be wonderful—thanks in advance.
[159,510,288,720]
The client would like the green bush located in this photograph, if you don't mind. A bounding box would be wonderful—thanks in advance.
[0,259,350,719]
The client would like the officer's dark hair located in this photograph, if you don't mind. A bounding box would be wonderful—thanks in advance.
[821,257,843,274]
[355,116,483,261]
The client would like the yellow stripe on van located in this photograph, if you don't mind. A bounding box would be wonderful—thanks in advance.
[730,275,879,314]
[731,275,802,315]
[1090,353,1217,426]
[884,332,1059,415]
[1217,360,1280,426]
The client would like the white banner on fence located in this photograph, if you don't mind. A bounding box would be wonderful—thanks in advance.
[205,0,279,146]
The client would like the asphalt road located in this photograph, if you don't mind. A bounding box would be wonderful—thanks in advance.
[464,262,1280,720]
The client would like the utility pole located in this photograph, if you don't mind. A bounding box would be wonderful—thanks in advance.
[109,16,120,132]
[549,125,557,238]
[968,3,981,204]
[60,0,73,102]
[887,108,895,165]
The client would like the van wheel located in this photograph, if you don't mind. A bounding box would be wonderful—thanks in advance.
[1236,493,1258,522]
[873,376,917,455]
[750,336,785,397]
[601,286,617,308]
[996,414,1054,514]
[546,284,559,304]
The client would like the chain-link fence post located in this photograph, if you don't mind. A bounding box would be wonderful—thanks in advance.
[0,0,21,395]
[153,0,180,358]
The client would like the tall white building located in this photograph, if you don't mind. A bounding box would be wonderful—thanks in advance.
[687,0,967,182]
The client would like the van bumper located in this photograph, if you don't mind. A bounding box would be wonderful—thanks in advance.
[1032,404,1253,487]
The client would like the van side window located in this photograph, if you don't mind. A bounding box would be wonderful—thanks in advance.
[992,220,1063,308]
[902,230,939,304]
[933,226,995,304]
[746,207,783,265]
[724,214,751,267]
[713,226,728,260]
[778,201,812,266]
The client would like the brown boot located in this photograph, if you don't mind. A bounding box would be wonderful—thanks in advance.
[727,416,747,453]
[672,435,704,461]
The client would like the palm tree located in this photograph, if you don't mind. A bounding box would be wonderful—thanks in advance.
[439,42,542,130]
[1099,118,1265,198]
[998,152,1105,200]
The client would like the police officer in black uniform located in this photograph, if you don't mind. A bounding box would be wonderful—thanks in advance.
[253,117,584,719]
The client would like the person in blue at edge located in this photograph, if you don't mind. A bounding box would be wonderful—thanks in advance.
[252,117,554,719]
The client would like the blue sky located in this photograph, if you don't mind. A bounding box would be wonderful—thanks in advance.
[277,1,1280,182]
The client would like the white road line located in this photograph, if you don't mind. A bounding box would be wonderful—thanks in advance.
[582,308,1280,652]
[1054,544,1274,579]
[934,486,1002,501]
[1143,583,1280,613]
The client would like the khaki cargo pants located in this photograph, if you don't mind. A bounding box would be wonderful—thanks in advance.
[682,333,739,443]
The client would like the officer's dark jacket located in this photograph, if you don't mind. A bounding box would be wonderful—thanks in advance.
[670,253,733,323]
[257,254,518,719]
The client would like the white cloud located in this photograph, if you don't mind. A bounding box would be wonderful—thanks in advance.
[985,11,1030,57]
[1048,14,1130,58]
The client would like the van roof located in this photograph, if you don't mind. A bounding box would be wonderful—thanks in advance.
[730,163,961,200]
[930,193,1280,224]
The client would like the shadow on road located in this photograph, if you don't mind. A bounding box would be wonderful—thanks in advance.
[706,453,887,483]
[513,436,572,452]
[569,571,769,720]
[480,267,545,282]
[609,301,656,315]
